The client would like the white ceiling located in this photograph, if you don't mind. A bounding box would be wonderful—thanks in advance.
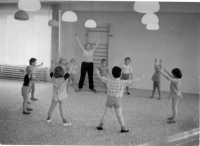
[0,1,200,13]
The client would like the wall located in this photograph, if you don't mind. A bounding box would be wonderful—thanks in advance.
[60,10,199,94]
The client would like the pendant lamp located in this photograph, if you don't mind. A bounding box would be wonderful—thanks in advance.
[146,23,159,30]
[48,19,59,27]
[48,5,59,27]
[141,13,159,24]
[18,0,41,11]
[85,19,97,28]
[134,1,160,13]
[14,10,29,21]
[85,1,97,28]
[62,1,77,22]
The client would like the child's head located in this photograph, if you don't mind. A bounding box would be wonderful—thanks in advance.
[29,58,36,66]
[26,66,32,75]
[57,58,68,67]
[125,57,131,65]
[171,68,182,79]
[54,66,65,78]
[70,58,75,64]
[85,43,92,51]
[112,66,122,78]
[156,65,162,70]
[101,59,107,66]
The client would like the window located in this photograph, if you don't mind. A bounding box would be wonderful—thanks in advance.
[0,5,52,67]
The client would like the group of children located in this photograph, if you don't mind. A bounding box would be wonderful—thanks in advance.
[21,55,183,132]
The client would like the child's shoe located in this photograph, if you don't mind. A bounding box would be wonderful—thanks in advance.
[23,111,31,115]
[46,117,51,123]
[96,126,103,130]
[63,119,71,126]
[121,129,129,133]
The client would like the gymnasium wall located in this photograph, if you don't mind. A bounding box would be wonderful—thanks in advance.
[59,11,199,94]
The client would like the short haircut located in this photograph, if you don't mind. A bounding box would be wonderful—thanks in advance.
[101,59,106,63]
[171,68,182,79]
[112,66,122,78]
[125,57,131,61]
[54,66,64,78]
[29,58,36,65]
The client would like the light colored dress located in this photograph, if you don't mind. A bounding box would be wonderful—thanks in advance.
[168,79,183,100]
[51,73,69,101]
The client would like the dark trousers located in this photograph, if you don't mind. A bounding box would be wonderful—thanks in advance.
[79,62,94,89]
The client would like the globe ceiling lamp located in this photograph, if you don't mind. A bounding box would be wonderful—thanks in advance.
[14,10,29,21]
[62,1,77,22]
[85,1,97,28]
[141,13,159,24]
[18,0,41,11]
[134,1,160,13]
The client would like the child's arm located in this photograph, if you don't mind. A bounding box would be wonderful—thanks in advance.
[92,37,102,51]
[75,35,85,52]
[160,59,162,69]
[154,58,157,69]
[160,70,178,83]
[163,68,173,78]
[96,68,103,80]
[107,69,112,78]
[129,66,133,80]
[124,75,144,86]
[36,62,43,68]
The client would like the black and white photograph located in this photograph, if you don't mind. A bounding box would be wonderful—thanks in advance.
[0,0,199,145]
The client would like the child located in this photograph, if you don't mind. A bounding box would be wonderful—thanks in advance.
[67,58,78,92]
[47,66,71,126]
[96,59,111,92]
[95,66,144,132]
[29,58,43,101]
[21,66,34,114]
[159,67,183,124]
[149,58,162,100]
[121,57,133,95]
[57,57,69,73]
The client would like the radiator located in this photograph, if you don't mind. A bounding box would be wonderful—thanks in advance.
[0,65,45,81]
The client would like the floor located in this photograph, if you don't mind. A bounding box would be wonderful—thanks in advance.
[0,79,199,145]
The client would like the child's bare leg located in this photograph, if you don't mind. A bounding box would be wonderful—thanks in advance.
[149,82,156,98]
[157,83,162,100]
[126,86,130,95]
[97,107,109,130]
[23,94,29,113]
[59,100,71,125]
[47,100,57,120]
[31,82,37,100]
[96,80,101,92]
[72,76,78,91]
[67,76,72,92]
[115,107,129,132]
[168,99,178,123]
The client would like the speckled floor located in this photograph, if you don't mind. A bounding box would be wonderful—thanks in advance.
[0,79,199,145]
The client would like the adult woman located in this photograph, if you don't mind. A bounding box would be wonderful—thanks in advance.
[76,35,102,92]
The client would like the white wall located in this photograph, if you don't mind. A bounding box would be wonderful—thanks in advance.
[60,11,199,94]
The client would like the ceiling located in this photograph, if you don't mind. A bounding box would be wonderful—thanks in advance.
[0,0,200,13]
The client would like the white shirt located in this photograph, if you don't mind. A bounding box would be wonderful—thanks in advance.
[69,64,78,74]
[83,49,94,62]
[122,64,132,74]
